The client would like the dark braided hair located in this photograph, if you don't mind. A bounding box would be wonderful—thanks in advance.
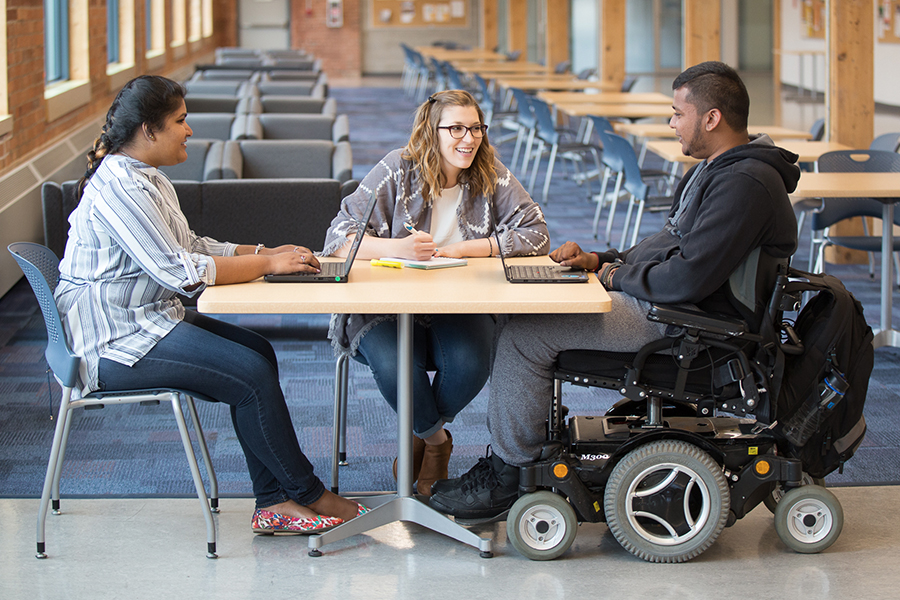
[77,75,186,196]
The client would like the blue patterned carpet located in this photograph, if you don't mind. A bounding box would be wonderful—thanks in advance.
[1,84,898,498]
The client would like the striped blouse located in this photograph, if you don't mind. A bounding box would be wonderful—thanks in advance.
[55,154,237,396]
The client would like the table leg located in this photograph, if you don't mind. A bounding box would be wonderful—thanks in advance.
[873,202,900,348]
[309,314,493,557]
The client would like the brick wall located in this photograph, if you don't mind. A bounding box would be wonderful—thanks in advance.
[290,0,362,79]
[0,0,229,173]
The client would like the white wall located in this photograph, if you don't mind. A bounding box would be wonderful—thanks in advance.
[780,1,900,108]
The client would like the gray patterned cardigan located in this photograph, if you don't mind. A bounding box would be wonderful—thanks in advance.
[323,148,550,357]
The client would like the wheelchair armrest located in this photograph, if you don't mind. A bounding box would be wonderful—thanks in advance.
[647,304,750,338]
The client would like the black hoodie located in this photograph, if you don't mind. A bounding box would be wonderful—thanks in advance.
[607,135,801,317]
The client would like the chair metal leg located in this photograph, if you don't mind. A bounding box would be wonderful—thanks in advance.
[169,393,217,559]
[541,144,559,204]
[36,389,73,558]
[51,403,75,515]
[591,168,612,239]
[603,174,624,247]
[331,354,349,494]
[629,201,647,248]
[527,140,545,194]
[184,395,219,512]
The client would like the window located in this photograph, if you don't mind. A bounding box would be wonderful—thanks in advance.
[189,0,202,42]
[44,0,69,83]
[202,0,213,38]
[172,0,187,48]
[108,0,120,64]
[146,0,166,59]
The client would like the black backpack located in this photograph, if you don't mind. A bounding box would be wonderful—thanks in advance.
[771,268,874,478]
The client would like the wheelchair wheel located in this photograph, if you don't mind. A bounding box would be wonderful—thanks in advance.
[604,439,730,563]
[763,473,826,515]
[774,485,843,553]
[507,491,579,561]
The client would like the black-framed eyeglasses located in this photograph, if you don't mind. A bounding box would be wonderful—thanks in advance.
[437,124,489,139]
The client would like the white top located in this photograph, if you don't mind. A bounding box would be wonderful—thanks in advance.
[429,185,465,247]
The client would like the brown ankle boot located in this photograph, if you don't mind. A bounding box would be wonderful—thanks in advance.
[416,431,453,497]
[393,435,427,482]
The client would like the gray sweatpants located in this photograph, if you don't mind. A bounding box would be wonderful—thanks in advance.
[489,292,668,466]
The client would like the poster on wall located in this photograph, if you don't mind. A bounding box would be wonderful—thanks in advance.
[801,0,825,39]
[371,0,468,28]
[877,0,900,43]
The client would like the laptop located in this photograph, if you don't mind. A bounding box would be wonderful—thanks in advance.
[265,189,377,283]
[494,230,590,283]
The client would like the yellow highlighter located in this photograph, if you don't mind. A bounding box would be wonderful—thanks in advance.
[370,259,404,269]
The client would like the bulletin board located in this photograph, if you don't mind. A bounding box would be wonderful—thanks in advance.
[878,0,900,43]
[801,0,825,39]
[371,1,469,28]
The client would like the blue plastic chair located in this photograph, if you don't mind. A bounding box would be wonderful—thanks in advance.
[509,88,538,176]
[809,150,900,278]
[8,242,220,559]
[600,133,674,248]
[869,132,900,153]
[527,97,602,204]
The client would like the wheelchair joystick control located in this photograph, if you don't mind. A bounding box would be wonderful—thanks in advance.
[782,366,849,447]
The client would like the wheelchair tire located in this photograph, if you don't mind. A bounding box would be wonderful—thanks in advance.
[774,485,843,554]
[507,491,579,561]
[763,473,826,515]
[604,439,730,563]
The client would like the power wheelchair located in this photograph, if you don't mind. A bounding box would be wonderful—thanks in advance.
[502,252,844,562]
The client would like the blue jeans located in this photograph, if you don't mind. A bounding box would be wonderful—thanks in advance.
[355,314,495,438]
[97,310,325,509]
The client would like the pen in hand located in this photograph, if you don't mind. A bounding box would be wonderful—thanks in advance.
[404,222,419,234]
[403,222,436,258]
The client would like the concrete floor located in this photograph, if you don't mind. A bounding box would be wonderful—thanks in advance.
[0,486,897,600]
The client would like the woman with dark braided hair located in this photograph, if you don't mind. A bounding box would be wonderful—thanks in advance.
[322,89,548,496]
[55,75,367,534]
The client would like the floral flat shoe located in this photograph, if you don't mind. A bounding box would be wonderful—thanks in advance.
[251,509,344,535]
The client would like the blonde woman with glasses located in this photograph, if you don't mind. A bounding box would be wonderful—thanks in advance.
[323,89,548,496]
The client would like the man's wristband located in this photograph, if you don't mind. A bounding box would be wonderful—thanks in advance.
[599,260,623,290]
[254,243,264,255]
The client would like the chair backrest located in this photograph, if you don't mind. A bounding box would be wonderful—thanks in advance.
[726,247,790,333]
[869,132,900,153]
[184,94,244,113]
[223,139,352,182]
[810,150,900,231]
[445,63,464,90]
[256,81,320,97]
[620,76,638,93]
[7,243,80,388]
[509,88,536,129]
[472,74,494,109]
[601,133,647,200]
[554,61,571,75]
[259,96,334,115]
[158,139,225,181]
[817,149,900,174]
[256,113,345,142]
[576,68,597,80]
[184,80,256,96]
[506,50,522,61]
[810,118,825,141]
[529,97,560,144]
[185,113,238,141]
[41,181,82,257]
[198,179,343,250]
[192,69,257,81]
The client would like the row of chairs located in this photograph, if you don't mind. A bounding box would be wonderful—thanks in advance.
[185,94,337,116]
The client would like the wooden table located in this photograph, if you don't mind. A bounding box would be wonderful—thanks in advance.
[454,62,555,75]
[415,47,506,61]
[494,76,620,92]
[554,102,675,119]
[198,256,610,555]
[614,122,813,141]
[646,140,851,166]
[538,91,672,105]
[791,172,900,348]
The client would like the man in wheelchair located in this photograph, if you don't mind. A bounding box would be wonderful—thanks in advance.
[428,62,808,559]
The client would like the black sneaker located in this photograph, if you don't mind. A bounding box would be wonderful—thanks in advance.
[428,452,519,519]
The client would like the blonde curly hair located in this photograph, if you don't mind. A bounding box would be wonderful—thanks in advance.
[402,89,497,203]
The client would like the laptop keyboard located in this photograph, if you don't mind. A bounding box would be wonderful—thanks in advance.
[510,265,566,279]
